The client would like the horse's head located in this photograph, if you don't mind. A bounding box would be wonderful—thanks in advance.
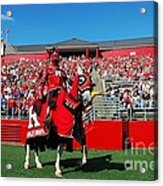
[77,66,94,107]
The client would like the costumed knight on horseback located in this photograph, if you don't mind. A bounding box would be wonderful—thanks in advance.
[24,51,94,178]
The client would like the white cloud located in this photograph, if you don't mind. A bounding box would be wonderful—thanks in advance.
[1,14,14,21]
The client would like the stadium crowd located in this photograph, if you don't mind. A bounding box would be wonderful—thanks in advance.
[1,53,157,119]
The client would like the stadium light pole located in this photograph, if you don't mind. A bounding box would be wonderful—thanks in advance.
[6,29,10,43]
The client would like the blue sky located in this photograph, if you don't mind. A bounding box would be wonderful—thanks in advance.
[1,1,158,45]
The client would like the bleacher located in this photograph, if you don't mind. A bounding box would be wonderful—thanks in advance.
[94,96,157,121]
[1,44,157,123]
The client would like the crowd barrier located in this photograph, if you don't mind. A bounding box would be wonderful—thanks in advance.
[1,119,157,150]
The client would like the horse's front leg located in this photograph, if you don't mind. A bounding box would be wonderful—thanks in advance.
[55,144,63,178]
[82,145,87,165]
[24,144,30,169]
[34,148,43,169]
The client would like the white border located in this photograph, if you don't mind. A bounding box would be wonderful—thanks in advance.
[0,0,162,186]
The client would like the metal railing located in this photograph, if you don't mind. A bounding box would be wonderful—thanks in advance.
[1,103,29,120]
[83,95,157,122]
[1,95,157,122]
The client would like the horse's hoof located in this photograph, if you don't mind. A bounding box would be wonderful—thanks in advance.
[55,171,63,178]
[36,163,43,169]
[82,159,87,166]
[24,162,29,169]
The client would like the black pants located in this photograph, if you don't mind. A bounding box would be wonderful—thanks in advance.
[48,89,60,109]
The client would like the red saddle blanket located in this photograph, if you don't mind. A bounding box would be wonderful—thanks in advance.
[51,91,80,138]
[26,102,48,139]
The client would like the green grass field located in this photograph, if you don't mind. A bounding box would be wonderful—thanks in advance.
[1,145,157,180]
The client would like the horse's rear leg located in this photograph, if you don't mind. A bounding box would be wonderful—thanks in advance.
[34,148,43,169]
[55,144,63,178]
[24,144,30,169]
